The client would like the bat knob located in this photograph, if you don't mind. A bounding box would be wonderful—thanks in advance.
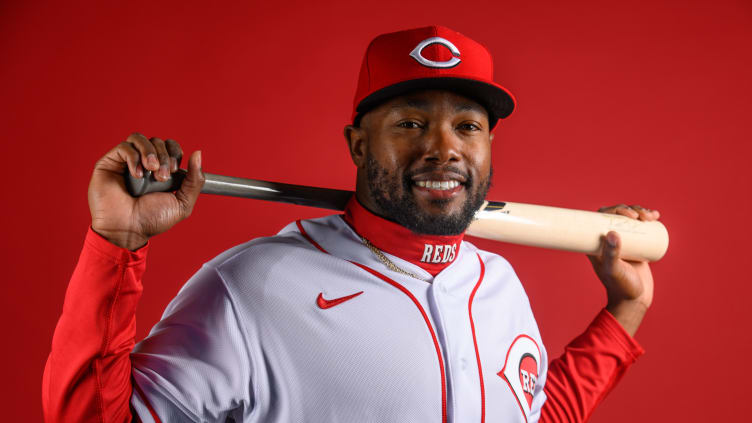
[124,169,187,197]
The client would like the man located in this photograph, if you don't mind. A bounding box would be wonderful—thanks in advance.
[44,26,657,422]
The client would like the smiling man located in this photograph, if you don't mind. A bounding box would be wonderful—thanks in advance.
[349,91,493,236]
[44,26,657,422]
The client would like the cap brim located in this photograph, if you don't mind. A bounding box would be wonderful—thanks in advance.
[355,77,516,128]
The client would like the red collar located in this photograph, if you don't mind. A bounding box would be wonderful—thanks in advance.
[343,197,464,277]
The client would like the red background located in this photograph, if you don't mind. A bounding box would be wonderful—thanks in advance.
[2,1,750,421]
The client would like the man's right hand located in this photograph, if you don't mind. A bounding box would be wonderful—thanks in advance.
[88,133,205,250]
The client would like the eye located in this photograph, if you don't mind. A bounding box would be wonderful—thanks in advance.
[397,120,423,129]
[457,122,481,131]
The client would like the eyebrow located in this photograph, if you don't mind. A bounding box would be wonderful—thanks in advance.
[454,102,485,113]
[390,98,431,111]
[389,98,486,114]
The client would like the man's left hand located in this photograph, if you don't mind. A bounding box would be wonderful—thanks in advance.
[588,204,661,336]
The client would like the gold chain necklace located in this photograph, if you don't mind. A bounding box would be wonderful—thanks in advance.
[358,236,431,282]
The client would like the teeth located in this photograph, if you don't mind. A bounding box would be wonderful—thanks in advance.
[416,180,460,190]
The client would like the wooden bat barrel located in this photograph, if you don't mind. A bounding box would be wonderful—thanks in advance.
[468,201,669,262]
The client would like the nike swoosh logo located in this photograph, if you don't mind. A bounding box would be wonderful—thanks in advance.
[317,291,364,309]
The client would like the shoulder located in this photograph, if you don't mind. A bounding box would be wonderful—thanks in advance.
[203,214,343,284]
[207,227,303,269]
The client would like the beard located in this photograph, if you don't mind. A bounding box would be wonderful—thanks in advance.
[365,154,491,235]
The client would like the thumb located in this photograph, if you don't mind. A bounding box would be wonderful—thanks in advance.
[175,150,205,217]
[600,231,622,281]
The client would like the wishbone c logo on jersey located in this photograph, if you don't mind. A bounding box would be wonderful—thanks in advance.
[498,334,541,420]
[409,36,461,68]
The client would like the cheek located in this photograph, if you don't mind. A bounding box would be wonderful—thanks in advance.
[466,143,492,177]
[370,140,418,171]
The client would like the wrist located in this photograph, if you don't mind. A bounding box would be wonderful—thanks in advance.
[91,227,149,251]
[605,299,649,337]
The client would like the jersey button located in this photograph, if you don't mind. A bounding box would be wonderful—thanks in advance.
[439,283,448,294]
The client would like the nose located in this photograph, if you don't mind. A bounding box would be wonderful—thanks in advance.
[422,125,461,164]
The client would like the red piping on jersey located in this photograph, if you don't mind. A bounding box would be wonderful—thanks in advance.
[296,220,327,253]
[348,262,448,423]
[296,219,447,423]
[132,382,162,423]
[468,253,486,423]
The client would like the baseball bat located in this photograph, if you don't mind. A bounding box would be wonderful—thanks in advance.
[125,169,669,262]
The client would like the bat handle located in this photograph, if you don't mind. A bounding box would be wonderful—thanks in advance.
[124,169,187,197]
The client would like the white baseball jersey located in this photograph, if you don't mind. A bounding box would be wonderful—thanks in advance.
[129,204,548,423]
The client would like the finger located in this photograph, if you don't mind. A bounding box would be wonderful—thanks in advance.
[616,207,639,219]
[126,133,160,172]
[632,205,652,221]
[600,204,639,219]
[117,142,143,178]
[632,206,661,221]
[165,139,184,172]
[97,142,143,177]
[598,204,628,214]
[600,231,622,279]
[149,137,170,181]
[175,151,205,218]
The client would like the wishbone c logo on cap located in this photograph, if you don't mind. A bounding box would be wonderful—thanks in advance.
[352,26,516,128]
[409,36,461,68]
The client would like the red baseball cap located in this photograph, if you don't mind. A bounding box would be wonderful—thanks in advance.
[352,25,516,129]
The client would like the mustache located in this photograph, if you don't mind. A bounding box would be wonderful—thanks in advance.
[403,165,471,182]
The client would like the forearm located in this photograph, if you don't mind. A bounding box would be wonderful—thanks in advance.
[539,309,644,423]
[43,227,147,423]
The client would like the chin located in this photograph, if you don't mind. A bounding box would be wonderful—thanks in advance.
[365,155,490,235]
[420,197,464,215]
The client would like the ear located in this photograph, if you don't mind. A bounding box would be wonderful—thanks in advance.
[344,124,367,167]
[489,133,495,143]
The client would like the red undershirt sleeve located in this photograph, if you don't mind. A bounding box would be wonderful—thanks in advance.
[43,227,148,423]
[539,309,645,423]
